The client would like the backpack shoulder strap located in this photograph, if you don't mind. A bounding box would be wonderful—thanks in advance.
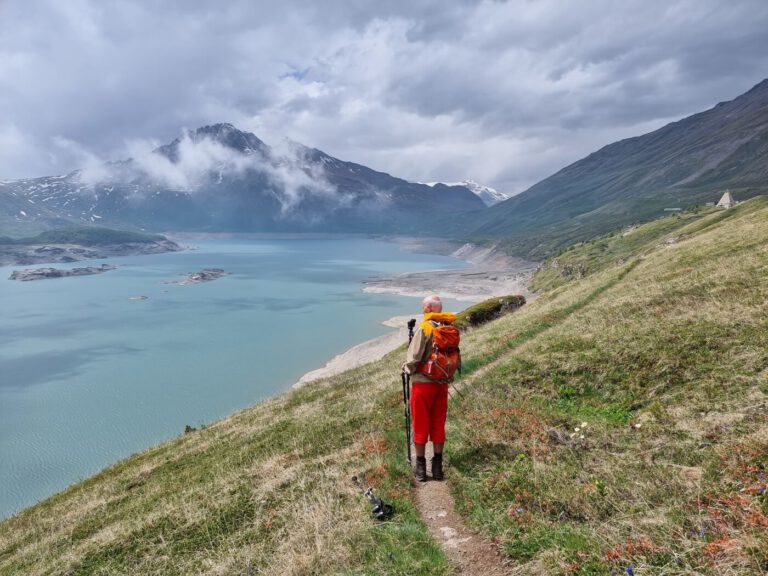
[420,319,443,336]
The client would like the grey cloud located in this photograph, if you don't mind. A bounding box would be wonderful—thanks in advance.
[381,1,768,134]
[1,0,767,196]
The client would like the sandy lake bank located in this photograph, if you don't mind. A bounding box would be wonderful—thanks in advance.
[293,240,538,387]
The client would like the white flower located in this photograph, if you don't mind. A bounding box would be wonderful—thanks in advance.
[581,422,588,428]
[574,427,581,432]
[579,434,585,439]
[634,423,642,429]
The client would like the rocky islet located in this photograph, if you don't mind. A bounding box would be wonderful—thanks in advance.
[9,264,117,281]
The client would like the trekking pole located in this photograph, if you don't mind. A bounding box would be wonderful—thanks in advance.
[401,318,416,465]
[401,370,412,464]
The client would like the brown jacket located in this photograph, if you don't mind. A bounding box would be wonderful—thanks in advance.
[403,326,434,383]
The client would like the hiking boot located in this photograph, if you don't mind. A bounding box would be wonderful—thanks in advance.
[414,457,427,482]
[431,454,444,481]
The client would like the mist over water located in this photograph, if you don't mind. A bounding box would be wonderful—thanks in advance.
[0,237,467,519]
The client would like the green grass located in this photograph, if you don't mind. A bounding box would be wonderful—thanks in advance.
[0,226,169,245]
[1,197,766,575]
[529,205,725,292]
[445,196,768,574]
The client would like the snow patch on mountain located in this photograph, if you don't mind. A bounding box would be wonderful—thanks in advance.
[425,179,510,206]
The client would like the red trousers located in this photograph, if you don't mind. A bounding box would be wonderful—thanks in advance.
[411,381,448,444]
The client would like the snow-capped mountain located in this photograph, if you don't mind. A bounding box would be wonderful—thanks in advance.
[1,124,485,235]
[425,180,510,206]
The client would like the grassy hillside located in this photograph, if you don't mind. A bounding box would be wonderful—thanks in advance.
[529,204,728,292]
[0,351,447,575]
[1,198,766,575]
[0,227,168,245]
[449,197,768,574]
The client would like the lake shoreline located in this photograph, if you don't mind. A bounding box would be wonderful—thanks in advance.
[293,239,538,387]
[0,235,485,519]
[0,234,532,519]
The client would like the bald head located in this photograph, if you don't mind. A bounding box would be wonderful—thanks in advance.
[422,294,443,313]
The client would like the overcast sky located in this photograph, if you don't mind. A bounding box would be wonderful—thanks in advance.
[2,0,767,194]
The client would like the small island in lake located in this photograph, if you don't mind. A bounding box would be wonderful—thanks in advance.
[10,264,116,281]
[169,268,228,285]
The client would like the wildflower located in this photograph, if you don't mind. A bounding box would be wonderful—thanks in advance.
[634,423,642,429]
[626,566,635,576]
[579,434,585,439]
[574,427,581,432]
[581,422,588,428]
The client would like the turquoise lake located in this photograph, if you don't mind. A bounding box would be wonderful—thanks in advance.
[0,236,467,519]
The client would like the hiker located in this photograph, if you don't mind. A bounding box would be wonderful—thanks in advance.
[403,294,459,482]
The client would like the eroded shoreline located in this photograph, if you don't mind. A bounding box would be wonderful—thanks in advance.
[293,241,538,387]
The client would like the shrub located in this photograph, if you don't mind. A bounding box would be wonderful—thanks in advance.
[455,295,526,329]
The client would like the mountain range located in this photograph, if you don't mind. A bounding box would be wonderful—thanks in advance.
[0,124,485,236]
[2,79,767,258]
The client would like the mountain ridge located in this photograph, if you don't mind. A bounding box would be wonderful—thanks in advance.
[0,124,485,237]
[465,78,768,258]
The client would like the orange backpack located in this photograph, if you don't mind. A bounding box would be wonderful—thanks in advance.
[417,322,462,382]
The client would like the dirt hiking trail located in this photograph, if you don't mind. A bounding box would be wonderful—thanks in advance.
[411,354,516,575]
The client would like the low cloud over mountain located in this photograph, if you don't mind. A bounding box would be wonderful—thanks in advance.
[0,124,484,235]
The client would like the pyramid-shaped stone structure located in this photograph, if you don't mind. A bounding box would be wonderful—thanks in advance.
[717,191,736,208]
